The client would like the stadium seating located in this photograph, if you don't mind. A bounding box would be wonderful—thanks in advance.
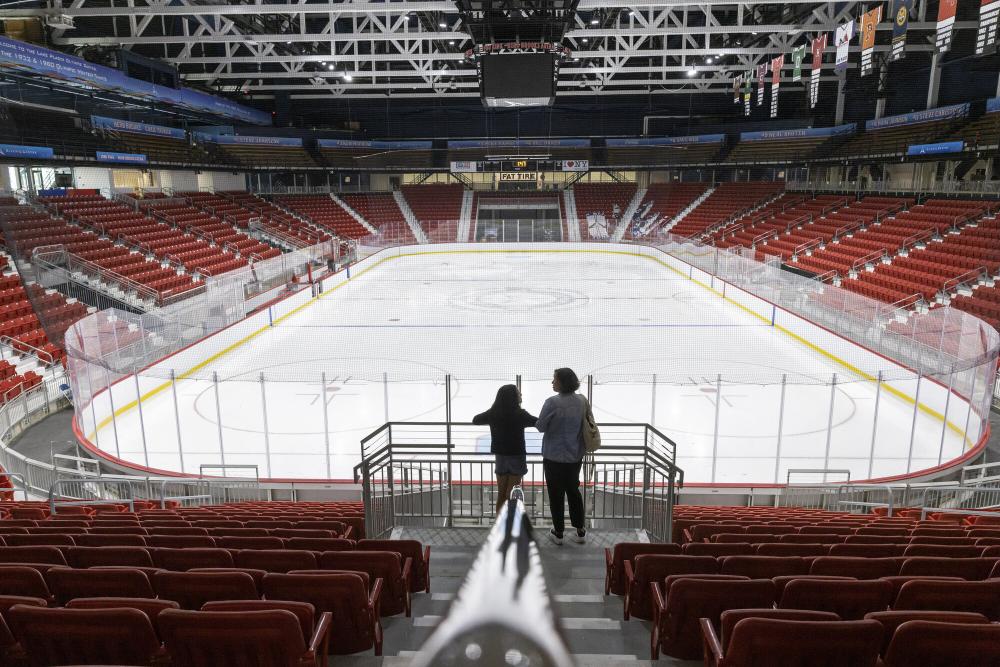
[627,182,709,238]
[401,184,464,242]
[669,181,785,238]
[572,183,637,240]
[340,193,414,243]
[276,195,370,239]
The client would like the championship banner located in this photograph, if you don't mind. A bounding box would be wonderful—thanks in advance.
[835,20,855,72]
[860,6,882,76]
[936,0,958,52]
[810,34,827,108]
[733,75,741,103]
[976,0,1000,54]
[770,55,784,118]
[890,0,913,60]
[756,63,767,105]
[792,45,807,82]
[743,73,752,116]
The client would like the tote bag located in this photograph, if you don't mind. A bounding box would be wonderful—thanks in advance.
[579,395,601,454]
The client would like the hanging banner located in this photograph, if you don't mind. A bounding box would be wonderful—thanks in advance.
[756,63,767,105]
[936,0,959,52]
[95,151,147,165]
[791,45,807,82]
[835,20,855,71]
[743,73,752,116]
[891,0,913,60]
[860,6,882,76]
[770,55,784,118]
[810,34,827,108]
[733,75,741,104]
[0,144,54,160]
[977,0,1000,54]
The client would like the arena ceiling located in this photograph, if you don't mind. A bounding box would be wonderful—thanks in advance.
[0,0,988,102]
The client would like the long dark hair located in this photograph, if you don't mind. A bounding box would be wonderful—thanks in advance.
[490,384,522,416]
[553,367,580,394]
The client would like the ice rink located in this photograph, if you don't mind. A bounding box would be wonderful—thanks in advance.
[84,246,974,483]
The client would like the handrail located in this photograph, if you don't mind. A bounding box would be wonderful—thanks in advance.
[793,237,824,259]
[942,266,988,294]
[48,478,136,514]
[832,219,865,241]
[750,229,778,248]
[898,226,939,255]
[409,494,575,667]
[0,471,29,501]
[851,249,889,272]
[813,269,840,284]
[0,335,55,367]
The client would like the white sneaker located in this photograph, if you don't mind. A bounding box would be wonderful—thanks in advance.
[547,529,563,546]
[572,530,587,544]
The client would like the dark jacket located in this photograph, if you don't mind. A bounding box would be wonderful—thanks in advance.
[473,407,538,456]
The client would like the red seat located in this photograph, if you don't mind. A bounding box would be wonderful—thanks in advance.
[719,555,808,579]
[829,543,904,558]
[188,567,269,592]
[8,604,163,666]
[680,542,754,557]
[650,577,775,659]
[623,554,718,620]
[261,572,382,656]
[145,535,216,549]
[3,534,74,547]
[894,579,1000,620]
[706,608,841,666]
[901,544,982,558]
[0,565,53,599]
[65,596,180,630]
[153,547,234,570]
[604,542,682,596]
[73,533,146,547]
[284,537,355,553]
[771,575,856,598]
[152,570,257,610]
[809,556,902,579]
[701,617,882,667]
[864,610,990,657]
[317,551,411,617]
[881,620,1000,667]
[0,595,46,665]
[47,567,155,604]
[215,537,285,551]
[202,600,332,664]
[235,549,317,573]
[0,546,67,566]
[66,546,154,568]
[159,607,325,667]
[779,578,892,620]
[358,539,430,594]
[899,557,998,580]
[755,542,830,557]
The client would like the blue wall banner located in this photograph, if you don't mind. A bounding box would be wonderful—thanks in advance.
[987,97,1000,114]
[740,124,856,141]
[447,138,590,149]
[91,115,186,140]
[318,139,433,150]
[0,37,269,125]
[606,135,724,146]
[96,151,148,164]
[865,103,970,131]
[906,141,965,156]
[0,144,55,160]
[194,134,302,147]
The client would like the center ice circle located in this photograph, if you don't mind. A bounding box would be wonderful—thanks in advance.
[450,286,586,313]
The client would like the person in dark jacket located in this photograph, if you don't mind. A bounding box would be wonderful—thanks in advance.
[473,384,537,515]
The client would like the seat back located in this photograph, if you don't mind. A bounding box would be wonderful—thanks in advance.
[719,555,808,578]
[66,597,180,630]
[4,534,75,547]
[318,550,405,616]
[899,557,997,580]
[47,567,155,604]
[779,579,892,620]
[864,610,990,656]
[153,547,234,570]
[0,565,51,598]
[66,546,154,568]
[901,544,982,558]
[145,535,217,549]
[159,608,307,666]
[829,543,904,558]
[882,620,1000,667]
[894,579,1000,620]
[235,549,317,573]
[755,543,830,557]
[284,537,355,552]
[0,546,67,566]
[680,542,754,556]
[73,533,146,547]
[202,600,315,644]
[8,604,161,666]
[809,556,901,579]
[153,570,258,610]
[261,571,375,655]
[358,539,427,591]
[724,618,882,666]
[215,537,285,551]
[719,609,840,653]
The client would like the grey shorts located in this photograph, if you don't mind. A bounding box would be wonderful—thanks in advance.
[495,454,528,476]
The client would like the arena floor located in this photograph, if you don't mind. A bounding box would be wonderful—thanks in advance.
[87,246,972,483]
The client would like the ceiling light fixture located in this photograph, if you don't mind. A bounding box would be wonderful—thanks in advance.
[343,73,353,81]
[687,67,697,77]
[439,22,447,28]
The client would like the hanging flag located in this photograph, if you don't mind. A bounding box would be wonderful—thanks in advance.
[936,0,958,52]
[810,33,827,108]
[891,0,913,60]
[860,6,883,76]
[835,19,855,71]
[743,72,752,116]
[733,75,741,104]
[791,45,807,82]
[756,63,767,105]
[770,55,784,118]
[977,0,1000,54]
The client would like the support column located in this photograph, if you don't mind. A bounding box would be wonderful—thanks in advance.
[926,52,942,110]
[834,72,848,125]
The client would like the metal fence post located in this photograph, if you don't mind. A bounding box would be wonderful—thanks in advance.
[823,374,837,481]
[906,375,923,473]
[711,374,722,483]
[213,371,225,463]
[105,367,121,459]
[938,366,955,465]
[963,368,979,451]
[773,374,787,484]
[383,372,389,422]
[650,374,657,424]
[445,374,454,525]
[133,369,150,467]
[260,373,272,478]
[169,369,185,473]
[867,372,883,479]
[84,366,100,448]
[321,372,331,479]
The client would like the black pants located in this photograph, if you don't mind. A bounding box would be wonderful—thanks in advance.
[544,459,584,536]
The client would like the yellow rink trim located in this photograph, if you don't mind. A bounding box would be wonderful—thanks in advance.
[88,246,973,449]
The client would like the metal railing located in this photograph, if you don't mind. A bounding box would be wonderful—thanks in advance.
[353,421,683,541]
[45,474,267,513]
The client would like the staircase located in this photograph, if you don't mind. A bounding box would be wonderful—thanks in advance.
[612,187,648,242]
[563,189,582,242]
[330,194,377,235]
[458,189,475,242]
[392,191,429,244]
[662,186,715,233]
